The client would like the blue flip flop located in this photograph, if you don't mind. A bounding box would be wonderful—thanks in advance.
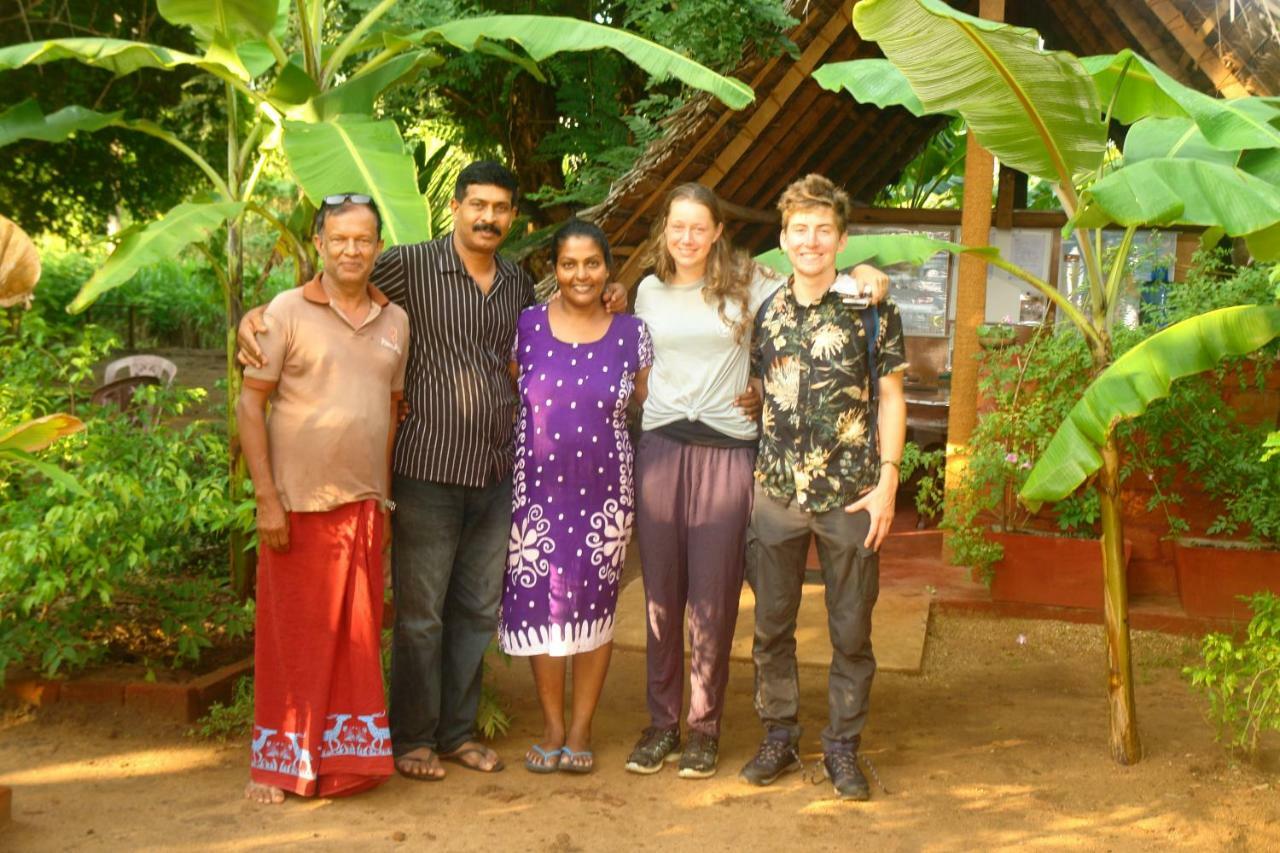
[559,748,595,774]
[524,744,563,774]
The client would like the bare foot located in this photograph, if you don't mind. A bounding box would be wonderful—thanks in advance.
[439,740,504,772]
[395,747,445,781]
[244,780,285,805]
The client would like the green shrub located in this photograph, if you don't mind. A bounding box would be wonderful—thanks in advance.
[934,325,1098,581]
[191,675,255,741]
[1185,592,1280,757]
[0,319,252,681]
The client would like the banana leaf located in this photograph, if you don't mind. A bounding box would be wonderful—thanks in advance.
[1122,116,1236,167]
[1072,158,1280,260]
[307,50,445,120]
[851,0,1105,185]
[1080,52,1186,124]
[755,233,995,276]
[68,201,247,313]
[0,414,85,454]
[0,213,41,308]
[1021,304,1280,506]
[157,0,280,41]
[1083,50,1280,149]
[812,60,928,116]
[0,100,122,147]
[1123,116,1280,189]
[0,415,88,495]
[420,16,754,110]
[282,116,429,246]
[0,37,248,84]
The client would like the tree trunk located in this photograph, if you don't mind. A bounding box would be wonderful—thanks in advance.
[1098,436,1141,764]
[506,73,570,226]
[224,83,255,600]
[225,219,255,600]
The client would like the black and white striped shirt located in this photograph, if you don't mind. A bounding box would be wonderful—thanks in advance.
[372,234,534,487]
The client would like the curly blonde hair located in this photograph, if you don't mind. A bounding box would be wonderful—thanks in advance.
[645,183,756,343]
[777,173,852,231]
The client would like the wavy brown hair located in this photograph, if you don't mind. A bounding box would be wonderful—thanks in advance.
[777,173,852,231]
[645,183,757,344]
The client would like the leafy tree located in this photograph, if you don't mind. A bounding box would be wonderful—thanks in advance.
[0,2,216,239]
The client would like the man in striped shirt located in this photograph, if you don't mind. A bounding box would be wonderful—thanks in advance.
[240,162,627,779]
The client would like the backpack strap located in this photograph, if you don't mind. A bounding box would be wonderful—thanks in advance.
[864,305,880,455]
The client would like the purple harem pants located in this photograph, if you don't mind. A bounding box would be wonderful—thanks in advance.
[634,431,756,737]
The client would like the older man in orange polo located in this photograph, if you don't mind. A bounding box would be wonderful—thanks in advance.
[237,194,409,804]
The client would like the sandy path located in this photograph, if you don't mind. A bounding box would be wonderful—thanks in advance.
[2,613,1277,852]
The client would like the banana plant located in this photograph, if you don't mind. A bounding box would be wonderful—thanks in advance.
[814,0,1280,764]
[0,414,87,495]
[0,1,754,597]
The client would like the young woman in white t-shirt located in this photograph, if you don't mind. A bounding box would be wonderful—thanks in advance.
[624,183,887,779]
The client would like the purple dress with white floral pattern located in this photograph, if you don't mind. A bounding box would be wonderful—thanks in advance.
[499,304,653,657]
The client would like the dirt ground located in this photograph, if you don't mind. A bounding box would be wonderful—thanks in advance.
[2,612,1277,852]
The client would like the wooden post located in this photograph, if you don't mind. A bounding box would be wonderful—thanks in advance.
[943,0,1004,526]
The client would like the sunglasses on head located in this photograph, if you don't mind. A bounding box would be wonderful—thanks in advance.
[322,193,372,206]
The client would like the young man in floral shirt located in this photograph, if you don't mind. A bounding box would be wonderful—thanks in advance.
[740,174,907,800]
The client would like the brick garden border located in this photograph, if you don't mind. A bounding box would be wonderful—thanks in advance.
[2,656,253,724]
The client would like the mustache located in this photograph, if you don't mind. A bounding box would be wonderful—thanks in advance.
[472,223,502,236]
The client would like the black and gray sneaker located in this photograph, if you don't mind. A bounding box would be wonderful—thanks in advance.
[677,732,719,779]
[738,734,801,786]
[823,750,870,801]
[624,727,681,774]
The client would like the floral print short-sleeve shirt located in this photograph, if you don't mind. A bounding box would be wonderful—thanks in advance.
[751,278,907,513]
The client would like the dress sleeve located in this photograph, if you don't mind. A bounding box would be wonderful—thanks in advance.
[636,319,654,371]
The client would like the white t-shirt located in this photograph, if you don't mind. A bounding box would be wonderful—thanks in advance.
[634,267,781,440]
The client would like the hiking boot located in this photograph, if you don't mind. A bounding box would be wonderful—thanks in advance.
[823,750,870,801]
[677,732,719,779]
[738,734,800,786]
[624,727,681,774]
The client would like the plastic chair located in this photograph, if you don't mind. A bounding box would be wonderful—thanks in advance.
[90,375,163,427]
[103,354,178,386]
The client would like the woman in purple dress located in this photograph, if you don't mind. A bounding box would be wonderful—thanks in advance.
[499,220,652,774]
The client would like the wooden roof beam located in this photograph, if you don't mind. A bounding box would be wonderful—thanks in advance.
[842,116,951,203]
[1107,0,1196,84]
[714,34,868,200]
[732,99,877,207]
[703,0,856,188]
[1044,0,1126,56]
[1141,0,1258,96]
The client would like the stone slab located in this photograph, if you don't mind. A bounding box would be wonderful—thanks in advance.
[613,577,931,674]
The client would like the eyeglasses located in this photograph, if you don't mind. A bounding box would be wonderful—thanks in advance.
[322,193,372,206]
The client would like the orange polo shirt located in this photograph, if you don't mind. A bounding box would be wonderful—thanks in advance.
[243,275,409,513]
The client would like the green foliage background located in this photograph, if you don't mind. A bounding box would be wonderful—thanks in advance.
[0,316,254,681]
[0,2,218,240]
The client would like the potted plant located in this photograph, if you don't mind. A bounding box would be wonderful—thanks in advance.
[936,324,1133,608]
[975,321,1017,350]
